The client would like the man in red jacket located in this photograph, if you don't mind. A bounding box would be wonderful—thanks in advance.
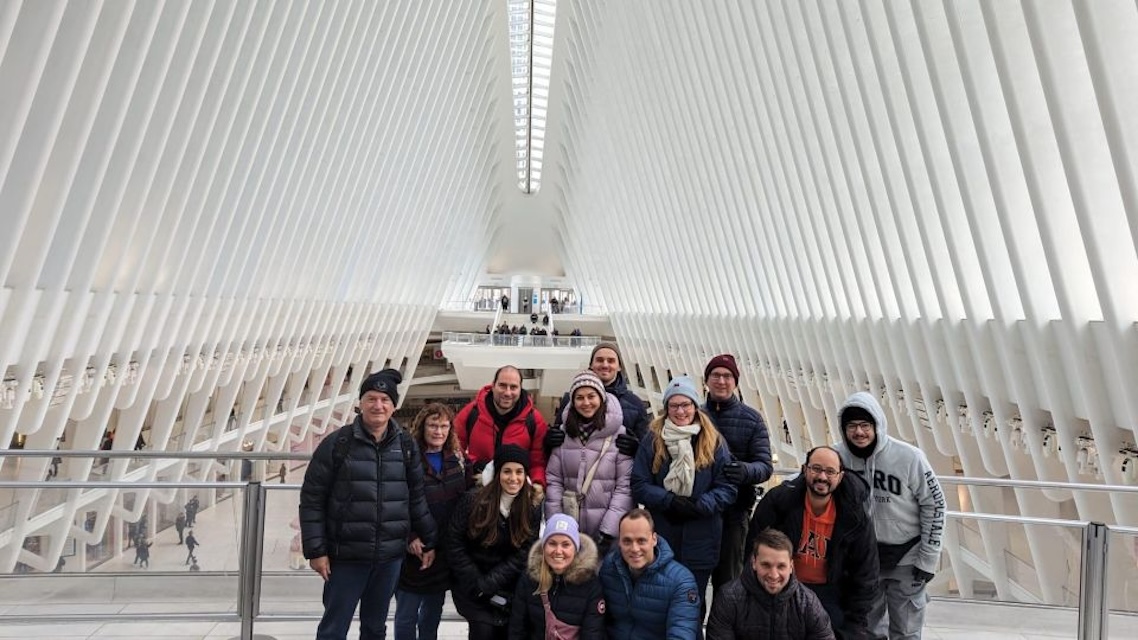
[455,365,550,491]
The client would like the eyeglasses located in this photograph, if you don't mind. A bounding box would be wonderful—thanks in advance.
[425,423,450,431]
[844,421,874,433]
[707,372,734,381]
[666,401,695,412]
[806,464,842,477]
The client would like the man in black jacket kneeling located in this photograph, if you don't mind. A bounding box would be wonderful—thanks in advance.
[708,527,835,640]
[300,369,437,640]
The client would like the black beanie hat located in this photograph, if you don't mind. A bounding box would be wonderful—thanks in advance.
[494,444,530,475]
[359,368,403,405]
[841,406,876,430]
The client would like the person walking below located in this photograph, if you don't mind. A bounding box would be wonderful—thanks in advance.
[137,539,152,569]
[185,530,199,565]
[185,495,199,527]
[174,512,187,545]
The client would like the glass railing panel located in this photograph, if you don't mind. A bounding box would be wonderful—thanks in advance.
[258,484,324,618]
[930,514,1083,638]
[0,483,242,621]
[1107,527,1138,638]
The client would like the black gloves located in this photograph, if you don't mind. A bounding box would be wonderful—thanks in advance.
[668,495,702,522]
[544,427,566,451]
[912,567,935,585]
[615,432,639,457]
[595,532,614,558]
[723,461,745,484]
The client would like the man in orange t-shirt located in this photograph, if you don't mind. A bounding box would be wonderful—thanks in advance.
[749,446,880,640]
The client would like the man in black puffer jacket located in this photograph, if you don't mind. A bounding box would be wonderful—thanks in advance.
[748,446,879,640]
[708,527,835,640]
[702,354,773,600]
[300,369,437,640]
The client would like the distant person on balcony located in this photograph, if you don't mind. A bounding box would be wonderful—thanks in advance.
[456,366,550,495]
[550,298,559,314]
[300,369,438,640]
[700,354,773,603]
[749,446,879,640]
[547,342,650,461]
[501,295,509,311]
[833,393,945,640]
[530,312,538,324]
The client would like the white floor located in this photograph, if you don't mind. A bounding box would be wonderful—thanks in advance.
[1,475,1135,639]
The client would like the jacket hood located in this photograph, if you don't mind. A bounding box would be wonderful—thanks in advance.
[526,531,600,585]
[837,391,891,455]
[558,392,625,438]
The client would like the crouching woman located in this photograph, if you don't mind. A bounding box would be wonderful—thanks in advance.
[508,514,605,639]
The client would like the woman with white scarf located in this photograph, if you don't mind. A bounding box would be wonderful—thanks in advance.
[631,375,737,605]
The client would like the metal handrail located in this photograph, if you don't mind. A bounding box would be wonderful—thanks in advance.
[0,463,1134,639]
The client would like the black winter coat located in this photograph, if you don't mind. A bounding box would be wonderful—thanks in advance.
[299,419,436,562]
[447,489,542,626]
[703,395,773,518]
[707,570,835,640]
[508,535,606,639]
[398,449,471,593]
[748,473,878,639]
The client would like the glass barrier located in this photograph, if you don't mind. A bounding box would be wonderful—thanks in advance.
[1108,527,1138,639]
[442,331,600,348]
[0,454,1135,640]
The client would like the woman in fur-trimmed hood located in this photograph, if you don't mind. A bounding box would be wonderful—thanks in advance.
[508,514,606,639]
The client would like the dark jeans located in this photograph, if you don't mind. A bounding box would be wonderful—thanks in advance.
[803,582,848,638]
[317,558,403,640]
[466,621,507,640]
[711,515,749,592]
[394,589,446,640]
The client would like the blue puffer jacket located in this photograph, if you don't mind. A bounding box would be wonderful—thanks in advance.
[556,372,650,440]
[631,429,737,571]
[599,537,702,640]
[702,395,773,518]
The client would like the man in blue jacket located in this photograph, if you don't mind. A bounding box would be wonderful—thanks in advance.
[300,369,437,640]
[701,353,773,600]
[600,508,702,639]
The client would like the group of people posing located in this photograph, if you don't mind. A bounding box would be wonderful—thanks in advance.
[299,342,946,640]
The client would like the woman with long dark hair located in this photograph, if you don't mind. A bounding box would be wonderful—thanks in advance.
[632,375,737,599]
[395,403,470,640]
[447,445,542,640]
[545,370,633,558]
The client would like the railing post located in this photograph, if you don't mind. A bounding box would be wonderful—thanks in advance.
[1078,522,1109,640]
[237,481,267,640]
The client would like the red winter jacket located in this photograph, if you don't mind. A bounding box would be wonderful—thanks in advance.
[455,385,549,486]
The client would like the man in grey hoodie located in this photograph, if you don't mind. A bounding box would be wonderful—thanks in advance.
[833,392,946,640]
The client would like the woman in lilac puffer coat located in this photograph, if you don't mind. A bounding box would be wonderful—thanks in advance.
[545,371,634,558]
